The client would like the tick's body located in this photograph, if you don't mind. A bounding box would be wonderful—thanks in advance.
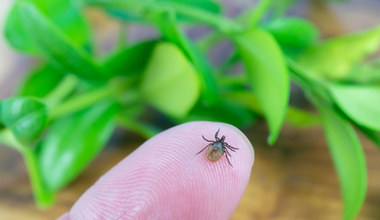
[196,129,239,167]
[206,140,224,161]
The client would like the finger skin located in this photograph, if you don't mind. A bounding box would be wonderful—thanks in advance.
[58,121,254,220]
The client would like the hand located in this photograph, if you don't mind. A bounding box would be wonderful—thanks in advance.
[58,121,254,219]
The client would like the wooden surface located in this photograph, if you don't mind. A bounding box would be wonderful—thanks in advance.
[1,0,380,219]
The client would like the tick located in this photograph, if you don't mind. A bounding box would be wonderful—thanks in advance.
[196,129,239,167]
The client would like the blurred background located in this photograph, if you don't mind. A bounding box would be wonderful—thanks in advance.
[1,0,380,219]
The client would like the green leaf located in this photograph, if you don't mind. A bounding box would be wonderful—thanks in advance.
[140,42,201,118]
[0,97,47,144]
[4,0,91,54]
[319,105,367,220]
[17,64,64,98]
[101,41,156,78]
[161,0,221,22]
[233,29,290,144]
[225,91,319,128]
[163,0,221,12]
[155,11,219,104]
[343,59,380,84]
[329,84,380,131]
[38,100,118,192]
[263,17,319,51]
[18,2,104,81]
[86,0,221,23]
[298,25,380,79]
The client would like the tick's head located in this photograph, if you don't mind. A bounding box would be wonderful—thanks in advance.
[220,135,226,142]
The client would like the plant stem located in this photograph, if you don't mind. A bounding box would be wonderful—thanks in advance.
[116,115,160,139]
[0,130,54,208]
[21,148,54,208]
[44,74,78,107]
[87,0,243,34]
[49,85,115,119]
[48,77,137,120]
[247,0,273,28]
[196,0,273,52]
[285,56,332,104]
[0,129,24,151]
[196,31,223,52]
[162,2,243,34]
[116,23,128,49]
[272,0,298,18]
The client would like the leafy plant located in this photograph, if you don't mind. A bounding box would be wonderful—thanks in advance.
[0,0,379,219]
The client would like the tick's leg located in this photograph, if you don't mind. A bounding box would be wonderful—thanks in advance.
[226,143,239,150]
[215,128,220,140]
[225,144,235,152]
[224,149,233,167]
[202,135,214,142]
[225,148,232,157]
[196,145,209,155]
[224,143,237,152]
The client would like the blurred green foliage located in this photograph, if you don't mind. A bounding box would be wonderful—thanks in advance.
[0,0,378,219]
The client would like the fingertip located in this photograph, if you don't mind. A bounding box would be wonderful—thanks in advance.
[65,121,255,219]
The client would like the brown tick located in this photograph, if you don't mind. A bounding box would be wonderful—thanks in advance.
[196,129,239,167]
